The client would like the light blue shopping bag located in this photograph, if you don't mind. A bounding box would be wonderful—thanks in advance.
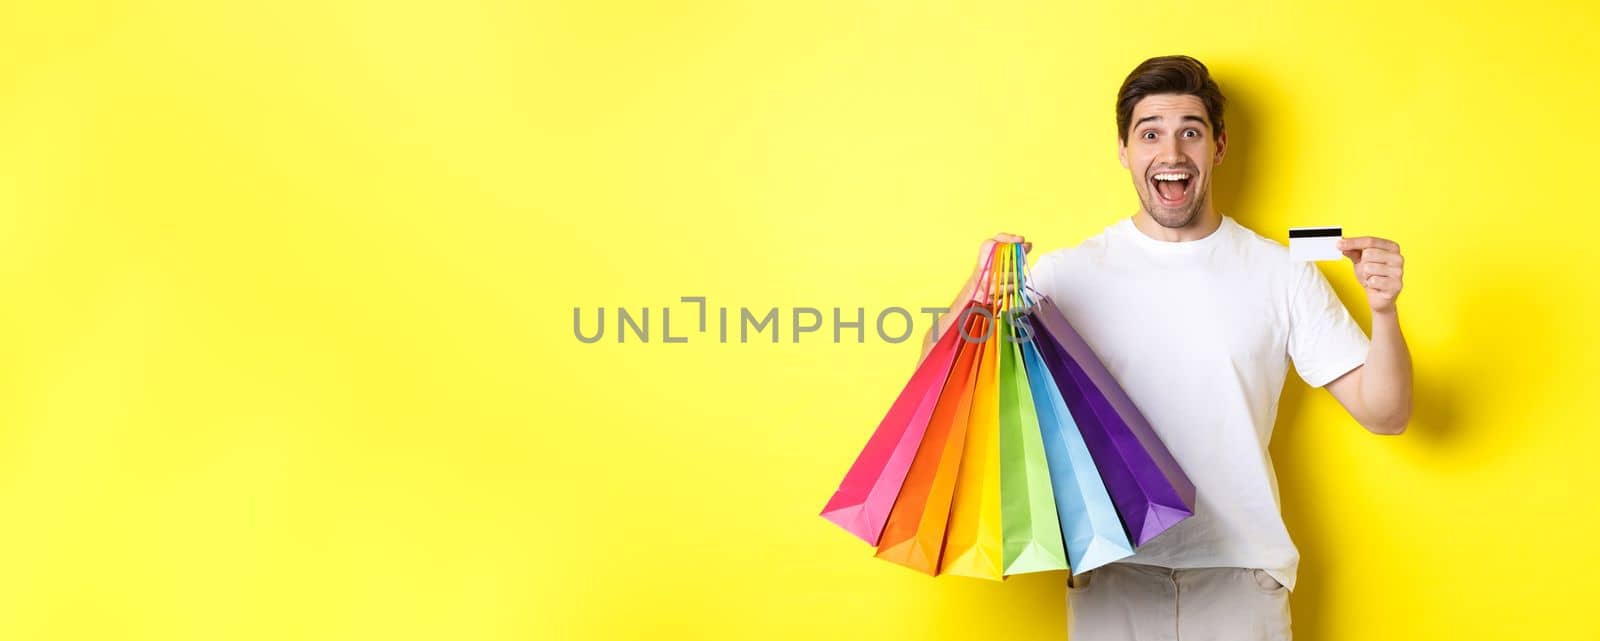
[1020,337,1135,574]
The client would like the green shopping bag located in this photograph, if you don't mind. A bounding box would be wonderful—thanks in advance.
[997,245,1068,575]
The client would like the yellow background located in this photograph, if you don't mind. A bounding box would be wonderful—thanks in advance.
[2,1,1597,639]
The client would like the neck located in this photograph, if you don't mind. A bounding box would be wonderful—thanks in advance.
[1131,205,1222,242]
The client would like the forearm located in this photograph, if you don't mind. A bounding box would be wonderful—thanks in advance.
[920,270,981,360]
[1359,307,1414,433]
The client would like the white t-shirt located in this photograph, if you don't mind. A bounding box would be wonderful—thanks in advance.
[1028,214,1369,592]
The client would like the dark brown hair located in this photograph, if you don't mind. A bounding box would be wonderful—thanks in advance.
[1116,55,1226,145]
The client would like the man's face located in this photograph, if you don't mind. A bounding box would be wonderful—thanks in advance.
[1119,93,1226,229]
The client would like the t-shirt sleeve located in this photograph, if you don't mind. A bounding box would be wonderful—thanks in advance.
[1287,261,1370,387]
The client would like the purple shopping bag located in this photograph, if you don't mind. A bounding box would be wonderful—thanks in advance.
[1026,297,1195,546]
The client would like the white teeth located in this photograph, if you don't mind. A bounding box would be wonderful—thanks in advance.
[1153,173,1191,181]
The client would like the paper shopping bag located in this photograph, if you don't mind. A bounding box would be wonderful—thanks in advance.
[996,247,1068,576]
[873,309,987,574]
[820,300,977,546]
[939,249,1013,581]
[1027,298,1196,546]
[1020,336,1135,574]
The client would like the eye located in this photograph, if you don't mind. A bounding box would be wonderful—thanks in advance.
[1183,129,1200,138]
[1142,130,1157,141]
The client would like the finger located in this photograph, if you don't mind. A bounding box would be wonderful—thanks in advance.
[1022,241,1033,254]
[1360,263,1402,279]
[1360,248,1405,265]
[1371,282,1402,297]
[1365,274,1403,292]
[995,237,1027,255]
[1342,249,1363,263]
[1360,250,1403,268]
[1339,236,1400,253]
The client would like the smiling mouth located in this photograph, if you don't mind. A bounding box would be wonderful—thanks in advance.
[1150,170,1194,207]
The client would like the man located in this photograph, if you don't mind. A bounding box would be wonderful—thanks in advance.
[921,55,1412,640]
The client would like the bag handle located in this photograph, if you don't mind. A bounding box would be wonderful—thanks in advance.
[1000,243,1025,340]
[992,241,1012,314]
[1010,242,1024,311]
[984,240,1011,307]
[975,240,1031,313]
[1010,242,1047,309]
[970,241,1003,305]
[1015,242,1035,308]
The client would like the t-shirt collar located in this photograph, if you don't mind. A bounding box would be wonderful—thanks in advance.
[1121,214,1233,253]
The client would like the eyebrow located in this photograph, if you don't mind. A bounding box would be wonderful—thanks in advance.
[1134,114,1210,129]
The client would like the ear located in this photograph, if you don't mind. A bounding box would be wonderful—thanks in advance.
[1213,131,1227,166]
[1118,138,1129,169]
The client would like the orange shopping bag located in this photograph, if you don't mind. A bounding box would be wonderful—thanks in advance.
[939,244,1009,581]
[873,307,988,574]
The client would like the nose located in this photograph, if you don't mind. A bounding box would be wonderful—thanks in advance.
[1158,136,1185,166]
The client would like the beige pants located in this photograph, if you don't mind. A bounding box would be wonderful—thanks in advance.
[1065,563,1291,641]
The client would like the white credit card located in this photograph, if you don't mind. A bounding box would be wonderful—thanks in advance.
[1289,226,1343,261]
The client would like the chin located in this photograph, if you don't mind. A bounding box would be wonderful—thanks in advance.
[1148,206,1200,229]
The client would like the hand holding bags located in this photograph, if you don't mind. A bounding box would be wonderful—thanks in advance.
[822,242,1195,578]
